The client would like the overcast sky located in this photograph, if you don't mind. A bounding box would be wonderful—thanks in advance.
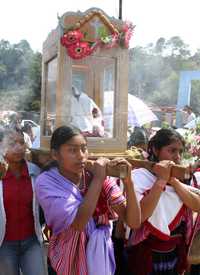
[0,0,199,52]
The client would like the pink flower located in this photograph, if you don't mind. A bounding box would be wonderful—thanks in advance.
[195,135,200,143]
[61,30,83,47]
[121,22,135,48]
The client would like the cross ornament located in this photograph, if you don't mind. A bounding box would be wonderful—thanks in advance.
[90,18,103,38]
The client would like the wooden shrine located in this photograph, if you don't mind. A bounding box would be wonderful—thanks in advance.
[40,8,134,153]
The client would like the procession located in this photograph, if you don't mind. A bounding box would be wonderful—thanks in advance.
[1,2,200,275]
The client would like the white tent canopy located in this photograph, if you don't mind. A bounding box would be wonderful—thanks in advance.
[103,91,158,130]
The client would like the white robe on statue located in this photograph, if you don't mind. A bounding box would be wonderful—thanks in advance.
[70,93,103,134]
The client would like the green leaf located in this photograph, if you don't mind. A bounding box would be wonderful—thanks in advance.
[101,36,112,44]
[97,26,108,39]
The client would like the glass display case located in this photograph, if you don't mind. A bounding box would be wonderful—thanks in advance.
[41,8,130,153]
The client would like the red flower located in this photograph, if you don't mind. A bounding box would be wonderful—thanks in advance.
[61,30,83,47]
[67,41,91,59]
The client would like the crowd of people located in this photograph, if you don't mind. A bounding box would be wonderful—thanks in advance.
[1,118,200,274]
[0,112,40,149]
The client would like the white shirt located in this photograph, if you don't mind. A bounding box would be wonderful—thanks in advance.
[70,93,103,133]
[23,132,32,148]
[187,112,196,124]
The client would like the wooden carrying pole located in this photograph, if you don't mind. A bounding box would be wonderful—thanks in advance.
[27,148,192,182]
[86,158,190,181]
[0,155,190,182]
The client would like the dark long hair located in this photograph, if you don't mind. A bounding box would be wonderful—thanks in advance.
[147,128,185,162]
[43,125,85,171]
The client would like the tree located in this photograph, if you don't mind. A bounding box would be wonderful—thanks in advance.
[166,36,191,58]
[0,39,34,90]
[155,37,166,55]
[27,52,42,111]
[129,36,200,111]
[191,80,200,115]
[0,39,41,112]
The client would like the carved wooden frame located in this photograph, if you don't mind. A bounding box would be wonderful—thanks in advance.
[40,9,129,153]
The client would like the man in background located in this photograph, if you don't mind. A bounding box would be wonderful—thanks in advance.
[183,105,196,125]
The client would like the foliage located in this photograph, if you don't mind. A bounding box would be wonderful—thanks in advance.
[0,40,41,112]
[0,35,200,115]
[27,52,42,111]
[129,36,200,113]
[191,81,200,115]
[0,89,31,110]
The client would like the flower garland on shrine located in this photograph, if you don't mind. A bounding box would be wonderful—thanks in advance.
[181,121,200,165]
[60,11,135,60]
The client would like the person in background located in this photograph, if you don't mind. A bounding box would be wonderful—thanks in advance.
[22,122,35,143]
[8,113,32,149]
[8,113,21,130]
[127,126,148,152]
[35,125,141,275]
[32,126,41,149]
[91,107,104,137]
[183,105,196,125]
[0,127,46,275]
[127,128,200,275]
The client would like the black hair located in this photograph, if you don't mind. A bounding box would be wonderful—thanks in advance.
[50,125,84,150]
[22,123,32,132]
[127,126,148,148]
[184,105,193,111]
[147,128,185,162]
[43,125,85,171]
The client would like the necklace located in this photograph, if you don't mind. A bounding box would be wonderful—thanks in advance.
[78,174,86,193]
